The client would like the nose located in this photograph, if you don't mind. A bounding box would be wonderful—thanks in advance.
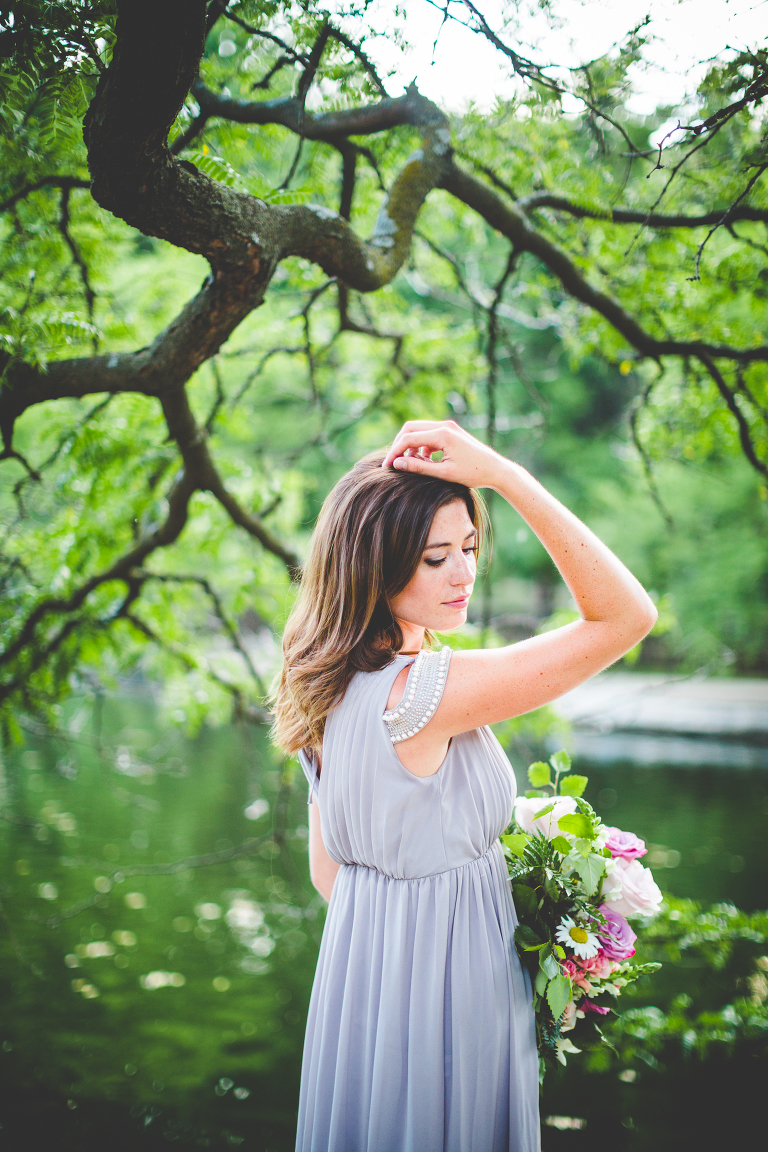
[450,550,475,586]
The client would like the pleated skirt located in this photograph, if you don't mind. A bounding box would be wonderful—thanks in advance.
[296,842,541,1152]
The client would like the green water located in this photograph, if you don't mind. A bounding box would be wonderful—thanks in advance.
[0,691,766,1149]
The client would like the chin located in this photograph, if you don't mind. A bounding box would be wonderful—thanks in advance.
[435,610,468,633]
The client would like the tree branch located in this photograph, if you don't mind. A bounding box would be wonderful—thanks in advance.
[191,78,451,144]
[58,185,97,343]
[697,354,768,479]
[688,162,768,281]
[0,469,196,691]
[157,385,300,572]
[519,192,768,228]
[0,175,91,214]
[326,26,388,97]
[222,12,309,65]
[440,159,768,364]
[132,569,266,695]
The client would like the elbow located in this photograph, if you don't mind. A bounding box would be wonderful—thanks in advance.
[310,866,335,903]
[633,597,658,642]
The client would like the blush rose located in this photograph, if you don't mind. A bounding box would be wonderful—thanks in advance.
[602,857,663,918]
[513,795,578,840]
[603,827,647,859]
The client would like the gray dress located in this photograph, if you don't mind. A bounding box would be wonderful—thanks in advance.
[296,650,540,1152]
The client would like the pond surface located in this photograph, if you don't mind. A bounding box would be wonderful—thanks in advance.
[1,690,766,1149]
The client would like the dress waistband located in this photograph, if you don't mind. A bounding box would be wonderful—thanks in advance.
[338,840,502,882]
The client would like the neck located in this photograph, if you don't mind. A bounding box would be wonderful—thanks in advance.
[397,619,426,654]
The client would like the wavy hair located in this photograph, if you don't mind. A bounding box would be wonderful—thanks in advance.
[271,449,487,756]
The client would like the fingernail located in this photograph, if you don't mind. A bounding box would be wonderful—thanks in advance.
[393,459,406,469]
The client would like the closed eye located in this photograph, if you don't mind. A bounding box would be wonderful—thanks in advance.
[424,546,477,568]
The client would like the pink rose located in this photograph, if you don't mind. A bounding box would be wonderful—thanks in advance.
[578,953,619,981]
[597,905,637,961]
[603,827,647,859]
[602,857,662,918]
[565,953,617,993]
[513,795,578,840]
[563,959,592,992]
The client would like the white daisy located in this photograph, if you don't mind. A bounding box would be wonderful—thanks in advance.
[556,915,600,960]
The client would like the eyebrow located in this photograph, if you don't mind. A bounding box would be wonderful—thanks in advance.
[424,530,477,551]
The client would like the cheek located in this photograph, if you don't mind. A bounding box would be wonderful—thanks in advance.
[402,566,443,608]
[411,566,442,601]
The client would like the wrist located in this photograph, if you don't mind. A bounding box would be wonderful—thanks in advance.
[486,456,522,493]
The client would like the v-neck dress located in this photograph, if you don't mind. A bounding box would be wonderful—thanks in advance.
[295,652,540,1152]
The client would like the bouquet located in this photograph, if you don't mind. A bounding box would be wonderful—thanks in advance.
[502,750,662,1072]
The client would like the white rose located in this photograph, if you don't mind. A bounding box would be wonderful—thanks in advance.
[513,795,578,840]
[602,857,662,918]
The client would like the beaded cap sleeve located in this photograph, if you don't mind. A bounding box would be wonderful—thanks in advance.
[382,646,452,744]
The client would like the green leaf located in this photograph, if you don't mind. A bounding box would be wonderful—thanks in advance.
[558,812,594,839]
[527,761,551,787]
[524,789,547,799]
[560,774,588,797]
[541,952,560,979]
[549,749,571,775]
[501,833,528,858]
[546,974,572,1021]
[184,149,243,188]
[515,924,546,951]
[550,835,573,855]
[532,801,556,822]
[570,852,608,895]
[535,968,550,996]
[553,944,566,961]
[512,884,538,917]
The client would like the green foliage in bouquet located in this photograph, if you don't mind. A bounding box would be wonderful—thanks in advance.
[502,751,662,1077]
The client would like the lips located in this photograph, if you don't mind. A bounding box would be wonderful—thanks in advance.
[443,596,470,609]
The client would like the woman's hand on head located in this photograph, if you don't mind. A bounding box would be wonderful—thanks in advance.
[381,421,507,489]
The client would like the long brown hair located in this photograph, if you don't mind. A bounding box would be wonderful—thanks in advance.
[271,449,487,756]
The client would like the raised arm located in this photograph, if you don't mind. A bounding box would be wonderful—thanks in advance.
[382,421,657,745]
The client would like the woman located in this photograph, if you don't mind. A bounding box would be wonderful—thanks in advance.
[273,420,656,1152]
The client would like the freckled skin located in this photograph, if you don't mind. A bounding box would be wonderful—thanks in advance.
[388,500,477,652]
[310,421,657,897]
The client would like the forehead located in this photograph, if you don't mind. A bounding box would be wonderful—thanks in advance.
[426,500,475,540]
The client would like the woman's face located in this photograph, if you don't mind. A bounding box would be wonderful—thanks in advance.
[389,500,477,634]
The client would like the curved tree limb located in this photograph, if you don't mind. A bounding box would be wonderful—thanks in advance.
[191,79,438,143]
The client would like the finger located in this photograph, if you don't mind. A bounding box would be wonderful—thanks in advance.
[391,453,447,476]
[381,421,459,468]
[382,428,454,469]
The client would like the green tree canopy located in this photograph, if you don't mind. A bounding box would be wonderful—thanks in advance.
[2,1,767,736]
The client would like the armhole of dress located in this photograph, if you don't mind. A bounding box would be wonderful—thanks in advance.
[382,647,452,744]
[297,747,320,805]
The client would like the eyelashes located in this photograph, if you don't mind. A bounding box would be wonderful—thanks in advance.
[424,546,477,568]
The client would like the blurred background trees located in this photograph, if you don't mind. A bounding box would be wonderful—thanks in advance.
[2,0,768,741]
